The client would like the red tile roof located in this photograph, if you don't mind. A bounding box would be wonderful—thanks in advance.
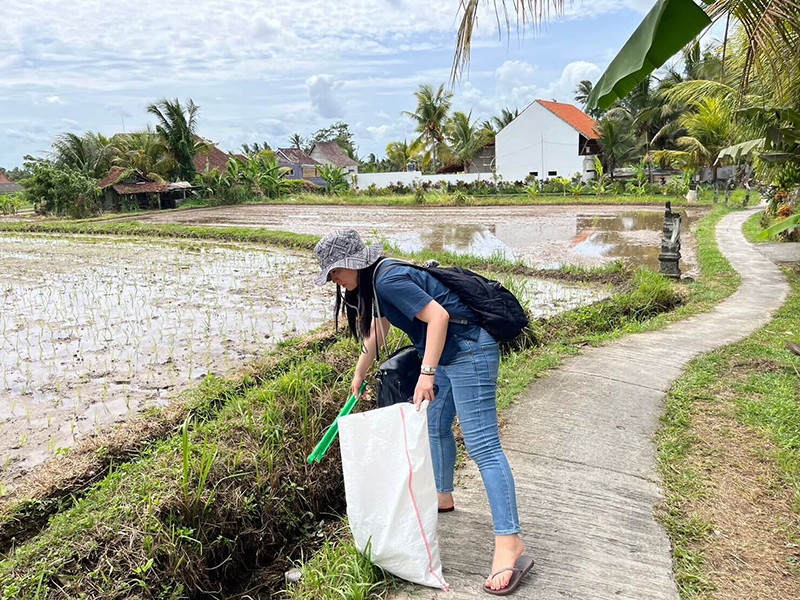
[277,148,320,165]
[193,136,235,174]
[112,182,170,194]
[537,100,599,139]
[98,167,125,189]
[311,141,358,167]
[0,172,11,184]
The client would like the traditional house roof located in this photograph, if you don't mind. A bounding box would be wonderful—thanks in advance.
[193,136,236,174]
[276,148,320,165]
[112,182,170,194]
[0,172,12,184]
[0,183,22,194]
[98,167,125,189]
[310,141,358,167]
[536,100,599,139]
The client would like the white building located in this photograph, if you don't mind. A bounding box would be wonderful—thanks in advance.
[495,99,600,182]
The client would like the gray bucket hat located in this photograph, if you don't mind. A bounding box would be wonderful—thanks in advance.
[313,229,383,286]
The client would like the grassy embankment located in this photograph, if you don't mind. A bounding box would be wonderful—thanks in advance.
[0,206,741,598]
[656,266,799,599]
[175,191,748,209]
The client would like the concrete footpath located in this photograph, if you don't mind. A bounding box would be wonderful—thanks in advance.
[397,209,791,599]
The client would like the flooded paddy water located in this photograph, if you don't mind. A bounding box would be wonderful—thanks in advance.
[127,204,707,274]
[0,233,605,490]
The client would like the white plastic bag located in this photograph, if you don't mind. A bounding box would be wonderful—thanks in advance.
[339,402,449,590]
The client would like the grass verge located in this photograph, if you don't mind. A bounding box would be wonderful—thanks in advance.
[0,220,320,251]
[655,266,800,599]
[742,209,767,243]
[179,192,723,208]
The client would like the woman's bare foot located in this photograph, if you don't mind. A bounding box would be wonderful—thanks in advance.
[438,492,454,511]
[486,534,524,591]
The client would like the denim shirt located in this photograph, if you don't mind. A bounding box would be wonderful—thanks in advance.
[373,260,481,365]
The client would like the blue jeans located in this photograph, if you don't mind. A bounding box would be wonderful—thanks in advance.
[429,328,521,536]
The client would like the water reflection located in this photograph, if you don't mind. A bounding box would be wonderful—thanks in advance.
[388,210,694,269]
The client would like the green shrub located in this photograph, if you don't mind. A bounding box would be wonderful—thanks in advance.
[284,179,321,194]
[21,162,101,218]
[0,194,20,215]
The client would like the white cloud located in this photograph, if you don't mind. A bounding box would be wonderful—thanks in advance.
[306,74,343,119]
[495,60,537,93]
[45,95,63,104]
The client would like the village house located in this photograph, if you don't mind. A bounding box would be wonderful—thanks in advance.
[494,99,600,182]
[309,141,359,175]
[0,172,22,195]
[97,168,191,210]
[276,148,326,186]
[194,136,238,174]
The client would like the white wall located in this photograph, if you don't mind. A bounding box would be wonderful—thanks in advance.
[352,171,485,190]
[495,101,592,181]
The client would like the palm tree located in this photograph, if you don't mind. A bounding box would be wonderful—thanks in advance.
[110,129,177,182]
[386,140,422,172]
[442,111,492,173]
[574,80,593,106]
[50,132,114,179]
[289,133,306,152]
[492,108,519,132]
[596,114,637,181]
[402,84,454,173]
[146,98,202,181]
[452,2,799,109]
[651,97,733,193]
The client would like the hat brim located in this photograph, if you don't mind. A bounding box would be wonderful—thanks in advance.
[314,243,384,286]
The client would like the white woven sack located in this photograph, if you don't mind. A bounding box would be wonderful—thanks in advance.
[339,402,449,590]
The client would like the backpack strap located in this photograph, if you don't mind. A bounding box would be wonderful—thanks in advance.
[373,260,472,327]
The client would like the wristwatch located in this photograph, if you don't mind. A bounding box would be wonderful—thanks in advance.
[420,364,436,375]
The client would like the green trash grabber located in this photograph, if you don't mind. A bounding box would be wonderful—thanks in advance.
[307,381,367,464]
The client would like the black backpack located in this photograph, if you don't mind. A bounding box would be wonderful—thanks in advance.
[376,260,529,343]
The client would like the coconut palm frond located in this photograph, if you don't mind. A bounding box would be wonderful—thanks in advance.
[452,1,566,81]
[661,79,741,107]
[708,0,800,95]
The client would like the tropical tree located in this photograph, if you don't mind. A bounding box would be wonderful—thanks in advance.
[403,84,454,173]
[386,140,423,172]
[289,133,307,152]
[492,108,519,132]
[146,97,203,181]
[110,130,176,183]
[651,97,733,192]
[241,141,271,156]
[311,122,357,159]
[452,2,799,110]
[442,111,492,173]
[574,80,603,119]
[319,164,350,194]
[595,114,637,181]
[50,131,114,179]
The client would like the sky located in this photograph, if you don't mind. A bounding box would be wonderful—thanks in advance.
[1,0,669,168]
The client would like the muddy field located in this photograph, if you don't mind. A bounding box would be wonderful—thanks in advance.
[0,234,605,490]
[0,235,332,488]
[124,204,706,274]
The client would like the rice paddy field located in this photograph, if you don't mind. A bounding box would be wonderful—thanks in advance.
[0,233,607,492]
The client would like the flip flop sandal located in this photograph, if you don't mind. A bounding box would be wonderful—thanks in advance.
[438,506,455,513]
[483,554,535,596]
